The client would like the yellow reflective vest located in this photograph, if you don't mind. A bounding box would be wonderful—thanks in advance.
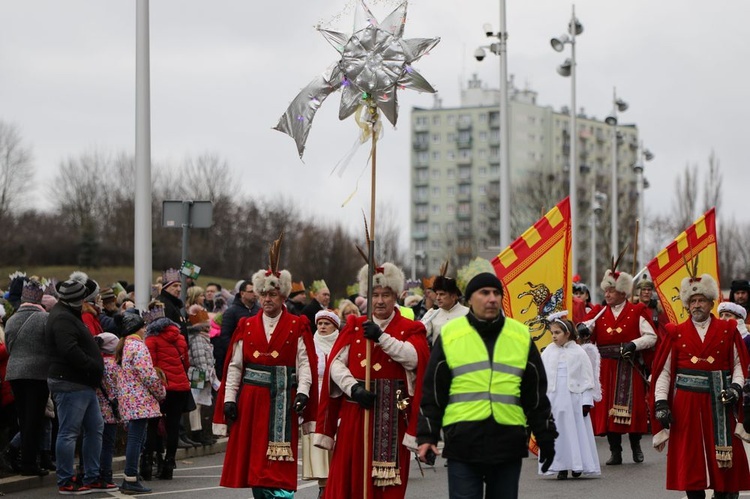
[399,306,415,320]
[441,315,530,427]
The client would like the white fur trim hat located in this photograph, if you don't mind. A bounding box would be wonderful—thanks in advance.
[358,262,404,297]
[718,301,747,321]
[679,273,719,307]
[600,269,634,296]
[314,309,341,329]
[252,268,292,297]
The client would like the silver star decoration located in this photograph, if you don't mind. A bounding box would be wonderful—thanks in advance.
[274,0,440,158]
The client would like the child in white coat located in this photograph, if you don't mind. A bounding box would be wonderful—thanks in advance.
[539,311,601,479]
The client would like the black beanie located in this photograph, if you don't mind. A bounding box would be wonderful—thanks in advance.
[121,313,145,335]
[464,272,504,300]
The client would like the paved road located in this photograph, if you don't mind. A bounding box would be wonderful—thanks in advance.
[14,437,743,498]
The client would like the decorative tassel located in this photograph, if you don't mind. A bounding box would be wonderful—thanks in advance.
[372,461,402,487]
[267,442,294,461]
[716,446,733,469]
[609,404,632,426]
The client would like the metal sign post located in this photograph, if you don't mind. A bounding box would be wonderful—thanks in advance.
[162,200,213,302]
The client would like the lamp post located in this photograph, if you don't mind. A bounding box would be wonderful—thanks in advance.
[589,186,606,304]
[474,1,510,248]
[551,5,583,275]
[604,88,628,256]
[632,142,654,268]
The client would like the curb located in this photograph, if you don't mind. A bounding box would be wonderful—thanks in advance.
[0,438,228,495]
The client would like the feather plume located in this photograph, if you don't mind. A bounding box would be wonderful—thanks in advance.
[356,212,377,268]
[268,232,284,274]
[611,245,629,272]
[439,260,449,278]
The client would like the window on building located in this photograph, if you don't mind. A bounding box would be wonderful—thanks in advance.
[479,166,487,176]
[415,169,428,182]
[431,151,441,161]
[479,220,487,230]
[431,204,440,214]
[446,150,456,161]
[431,186,441,196]
[479,202,487,213]
[458,220,471,231]
[415,186,428,201]
[431,169,440,179]
[458,166,471,179]
[416,204,428,217]
[431,133,441,144]
[447,186,456,196]
[479,131,488,142]
[447,168,455,179]
[446,222,455,232]
[415,240,426,251]
[447,115,456,125]
[415,222,427,234]
[490,146,500,160]
[417,151,429,164]
[478,185,487,195]
[479,113,487,123]
[458,203,471,215]
[431,115,441,126]
[478,150,487,160]
[459,183,471,195]
[459,149,471,161]
[431,223,440,233]
[490,130,500,142]
[447,132,456,142]
[458,114,471,125]
[431,240,441,250]
[446,205,455,215]
[415,116,428,126]
[490,165,499,175]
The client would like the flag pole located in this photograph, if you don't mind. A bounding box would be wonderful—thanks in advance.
[363,97,378,499]
[632,219,639,276]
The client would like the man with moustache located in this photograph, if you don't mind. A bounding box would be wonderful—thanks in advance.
[651,272,750,499]
[315,262,430,499]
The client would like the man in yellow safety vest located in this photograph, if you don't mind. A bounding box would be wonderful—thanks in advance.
[417,261,557,499]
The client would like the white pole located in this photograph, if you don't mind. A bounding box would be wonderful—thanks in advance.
[135,0,153,311]
[498,0,511,248]
[635,141,645,268]
[610,87,618,257]
[569,5,578,275]
[589,182,597,304]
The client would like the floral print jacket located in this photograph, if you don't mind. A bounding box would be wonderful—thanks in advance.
[96,355,120,424]
[117,335,166,421]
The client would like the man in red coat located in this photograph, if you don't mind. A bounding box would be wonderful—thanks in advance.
[578,268,657,465]
[651,273,750,499]
[314,262,430,499]
[213,248,317,499]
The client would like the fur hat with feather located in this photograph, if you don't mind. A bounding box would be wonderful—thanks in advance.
[600,247,633,296]
[252,233,292,297]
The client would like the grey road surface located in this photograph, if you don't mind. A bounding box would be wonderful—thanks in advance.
[13,437,735,498]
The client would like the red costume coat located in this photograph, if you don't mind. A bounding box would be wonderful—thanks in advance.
[650,316,750,492]
[214,310,317,490]
[585,301,653,435]
[315,310,430,499]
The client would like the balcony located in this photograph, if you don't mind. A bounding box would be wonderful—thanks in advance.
[414,213,428,223]
[456,245,473,256]
[457,136,473,149]
[487,225,500,236]
[413,175,428,187]
[487,210,499,220]
[457,120,472,131]
[457,211,472,221]
[487,188,499,201]
[412,231,428,240]
[457,175,472,185]
[458,226,472,237]
[412,140,429,151]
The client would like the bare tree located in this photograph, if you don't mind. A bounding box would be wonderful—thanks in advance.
[672,163,698,230]
[702,150,722,215]
[0,121,34,220]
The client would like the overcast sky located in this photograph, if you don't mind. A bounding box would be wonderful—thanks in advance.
[1,0,748,252]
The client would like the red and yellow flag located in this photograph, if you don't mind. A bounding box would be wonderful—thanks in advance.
[491,198,573,351]
[645,208,720,324]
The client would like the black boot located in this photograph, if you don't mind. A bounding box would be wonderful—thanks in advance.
[606,433,623,465]
[158,457,175,480]
[154,453,164,478]
[3,445,21,473]
[40,451,56,471]
[629,434,644,463]
[686,491,706,499]
[140,452,153,481]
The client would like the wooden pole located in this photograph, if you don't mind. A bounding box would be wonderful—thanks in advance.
[363,99,378,499]
[632,219,639,276]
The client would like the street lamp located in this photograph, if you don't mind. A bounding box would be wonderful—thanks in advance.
[605,88,628,256]
[475,2,510,249]
[589,188,607,304]
[551,5,583,275]
[632,142,654,268]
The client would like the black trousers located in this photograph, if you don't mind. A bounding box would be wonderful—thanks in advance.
[147,391,190,459]
[9,379,49,468]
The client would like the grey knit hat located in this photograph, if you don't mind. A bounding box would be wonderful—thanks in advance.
[55,279,87,308]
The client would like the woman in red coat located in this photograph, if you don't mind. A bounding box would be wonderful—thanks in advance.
[144,304,191,480]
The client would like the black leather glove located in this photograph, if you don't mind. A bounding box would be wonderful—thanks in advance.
[294,393,309,415]
[654,399,671,429]
[576,323,591,340]
[537,438,556,473]
[223,401,238,423]
[721,383,743,406]
[582,405,592,417]
[620,342,637,360]
[744,405,750,433]
[350,382,376,409]
[363,321,383,342]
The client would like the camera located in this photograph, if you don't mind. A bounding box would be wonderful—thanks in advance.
[474,47,486,62]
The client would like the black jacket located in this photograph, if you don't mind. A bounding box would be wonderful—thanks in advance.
[301,299,323,328]
[213,294,260,376]
[417,312,556,464]
[158,290,188,339]
[45,302,104,388]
